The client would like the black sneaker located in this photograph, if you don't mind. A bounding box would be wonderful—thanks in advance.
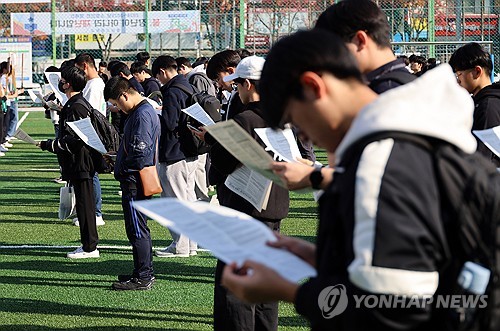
[117,274,155,282]
[112,277,155,291]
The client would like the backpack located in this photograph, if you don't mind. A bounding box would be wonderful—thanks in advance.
[171,83,222,157]
[341,130,500,331]
[73,98,120,173]
[369,70,417,92]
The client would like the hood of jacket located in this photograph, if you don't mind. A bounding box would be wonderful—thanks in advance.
[336,64,477,162]
[473,82,500,103]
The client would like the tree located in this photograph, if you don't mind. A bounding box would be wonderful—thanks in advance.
[94,34,121,62]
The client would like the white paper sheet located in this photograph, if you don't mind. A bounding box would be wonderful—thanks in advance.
[44,72,68,105]
[66,117,107,154]
[133,198,317,283]
[28,89,43,103]
[254,128,302,163]
[205,120,283,185]
[145,97,161,110]
[14,128,37,145]
[225,166,272,212]
[181,102,216,126]
[473,126,500,158]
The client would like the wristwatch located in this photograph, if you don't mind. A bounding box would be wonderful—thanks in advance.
[309,168,324,190]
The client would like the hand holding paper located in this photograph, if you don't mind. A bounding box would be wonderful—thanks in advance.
[254,128,302,163]
[133,198,317,283]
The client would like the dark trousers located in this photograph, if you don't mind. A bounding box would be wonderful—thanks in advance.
[120,179,153,280]
[72,177,98,252]
[0,111,5,143]
[214,220,281,331]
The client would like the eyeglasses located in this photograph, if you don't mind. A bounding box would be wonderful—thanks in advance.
[455,69,473,81]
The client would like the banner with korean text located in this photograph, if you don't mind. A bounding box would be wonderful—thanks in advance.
[11,11,201,36]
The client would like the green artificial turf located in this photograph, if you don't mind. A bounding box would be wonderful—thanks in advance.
[0,111,319,330]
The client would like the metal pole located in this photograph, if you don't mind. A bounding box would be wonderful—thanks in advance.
[428,0,435,57]
[145,0,150,53]
[51,0,56,65]
[231,0,236,49]
[239,0,245,48]
[177,0,181,57]
[456,0,463,41]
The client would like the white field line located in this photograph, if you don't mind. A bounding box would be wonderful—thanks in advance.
[16,112,30,130]
[0,244,210,252]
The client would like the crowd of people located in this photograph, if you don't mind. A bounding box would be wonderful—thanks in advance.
[5,0,500,329]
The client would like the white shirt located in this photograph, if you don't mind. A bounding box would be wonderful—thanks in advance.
[82,77,106,116]
[1,75,11,106]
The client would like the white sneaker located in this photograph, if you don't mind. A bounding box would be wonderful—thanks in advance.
[73,216,105,227]
[67,246,100,259]
[0,152,5,157]
[96,215,105,226]
[3,142,13,148]
[0,145,8,152]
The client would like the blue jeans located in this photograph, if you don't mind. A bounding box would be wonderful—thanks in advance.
[6,100,18,138]
[93,173,102,217]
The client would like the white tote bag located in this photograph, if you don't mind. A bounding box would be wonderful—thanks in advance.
[58,185,76,220]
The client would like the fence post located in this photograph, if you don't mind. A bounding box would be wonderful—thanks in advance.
[145,0,150,53]
[51,0,56,65]
[239,0,245,48]
[428,0,435,58]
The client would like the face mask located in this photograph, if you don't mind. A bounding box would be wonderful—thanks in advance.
[58,81,66,93]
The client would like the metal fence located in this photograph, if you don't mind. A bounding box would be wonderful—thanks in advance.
[0,0,499,85]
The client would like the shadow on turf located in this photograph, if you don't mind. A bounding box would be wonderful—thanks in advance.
[0,298,211,327]
[0,327,195,331]
[0,255,215,282]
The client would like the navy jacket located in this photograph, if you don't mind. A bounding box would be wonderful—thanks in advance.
[114,99,160,183]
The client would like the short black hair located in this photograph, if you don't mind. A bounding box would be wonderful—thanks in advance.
[0,61,8,73]
[136,51,150,64]
[109,62,131,77]
[175,57,192,69]
[61,66,87,92]
[315,0,391,49]
[99,61,107,68]
[60,59,75,72]
[235,48,253,59]
[107,60,120,71]
[448,42,493,75]
[130,61,149,75]
[104,76,137,101]
[151,55,177,77]
[192,56,209,68]
[206,50,241,80]
[261,29,363,128]
[75,53,96,69]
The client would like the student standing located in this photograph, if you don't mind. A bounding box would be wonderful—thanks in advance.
[104,76,160,290]
[39,66,99,259]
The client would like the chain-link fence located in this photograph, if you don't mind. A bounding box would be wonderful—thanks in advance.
[0,0,499,85]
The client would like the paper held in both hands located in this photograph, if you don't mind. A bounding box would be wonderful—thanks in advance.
[66,118,107,154]
[133,198,317,283]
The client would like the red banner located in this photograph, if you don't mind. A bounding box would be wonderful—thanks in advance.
[435,14,498,36]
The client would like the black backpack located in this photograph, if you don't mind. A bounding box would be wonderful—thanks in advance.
[342,131,500,331]
[171,83,222,157]
[74,98,120,173]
